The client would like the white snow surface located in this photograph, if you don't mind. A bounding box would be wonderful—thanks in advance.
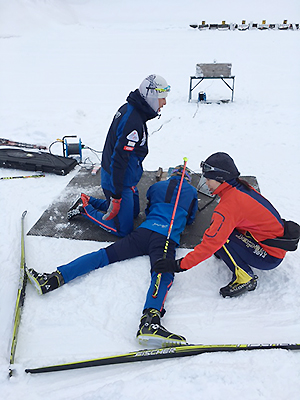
[1,0,300,398]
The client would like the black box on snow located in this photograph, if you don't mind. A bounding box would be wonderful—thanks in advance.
[0,148,77,175]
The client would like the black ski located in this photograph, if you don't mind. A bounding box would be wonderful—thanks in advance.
[0,137,47,150]
[25,342,300,374]
[9,211,28,377]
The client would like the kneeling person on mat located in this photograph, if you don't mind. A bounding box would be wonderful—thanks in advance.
[27,165,198,348]
[68,74,171,238]
[155,152,299,298]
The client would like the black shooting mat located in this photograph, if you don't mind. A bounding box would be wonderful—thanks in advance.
[28,167,259,249]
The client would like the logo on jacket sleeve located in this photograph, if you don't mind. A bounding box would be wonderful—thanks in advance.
[123,146,134,151]
[140,130,146,146]
[126,130,139,142]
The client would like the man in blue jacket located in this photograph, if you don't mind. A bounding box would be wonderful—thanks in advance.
[27,166,198,348]
[68,74,171,238]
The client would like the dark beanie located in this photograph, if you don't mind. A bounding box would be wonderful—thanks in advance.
[202,152,240,182]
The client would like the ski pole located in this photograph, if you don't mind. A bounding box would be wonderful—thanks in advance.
[0,174,45,181]
[0,137,47,150]
[152,157,188,298]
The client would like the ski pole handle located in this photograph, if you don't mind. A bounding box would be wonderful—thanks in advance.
[152,239,169,298]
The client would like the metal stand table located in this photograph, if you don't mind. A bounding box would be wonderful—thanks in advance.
[188,75,235,102]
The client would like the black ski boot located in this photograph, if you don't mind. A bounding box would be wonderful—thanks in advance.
[67,195,87,221]
[220,275,258,298]
[136,308,186,348]
[67,206,84,221]
[26,268,65,295]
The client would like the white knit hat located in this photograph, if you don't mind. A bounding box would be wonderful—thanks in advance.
[139,74,170,112]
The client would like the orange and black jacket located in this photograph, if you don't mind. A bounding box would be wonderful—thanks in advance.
[181,179,286,270]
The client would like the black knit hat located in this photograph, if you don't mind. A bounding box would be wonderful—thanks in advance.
[201,152,240,182]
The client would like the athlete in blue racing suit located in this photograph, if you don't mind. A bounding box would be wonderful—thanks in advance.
[27,167,198,347]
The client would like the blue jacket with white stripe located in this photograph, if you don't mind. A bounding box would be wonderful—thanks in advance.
[101,89,157,197]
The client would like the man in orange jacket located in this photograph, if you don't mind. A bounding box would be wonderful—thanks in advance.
[154,152,287,298]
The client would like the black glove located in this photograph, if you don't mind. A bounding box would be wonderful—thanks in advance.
[154,258,185,274]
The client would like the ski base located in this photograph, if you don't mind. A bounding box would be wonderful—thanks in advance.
[25,342,300,374]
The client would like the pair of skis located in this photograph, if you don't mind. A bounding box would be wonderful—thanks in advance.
[8,212,300,376]
[25,342,300,374]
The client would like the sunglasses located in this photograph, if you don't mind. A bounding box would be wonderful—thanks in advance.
[147,85,171,93]
[155,85,171,93]
[200,161,229,175]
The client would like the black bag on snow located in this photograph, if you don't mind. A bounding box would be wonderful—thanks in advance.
[0,148,77,176]
[261,220,300,251]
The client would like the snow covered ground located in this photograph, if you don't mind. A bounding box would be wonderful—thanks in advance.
[0,1,300,399]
